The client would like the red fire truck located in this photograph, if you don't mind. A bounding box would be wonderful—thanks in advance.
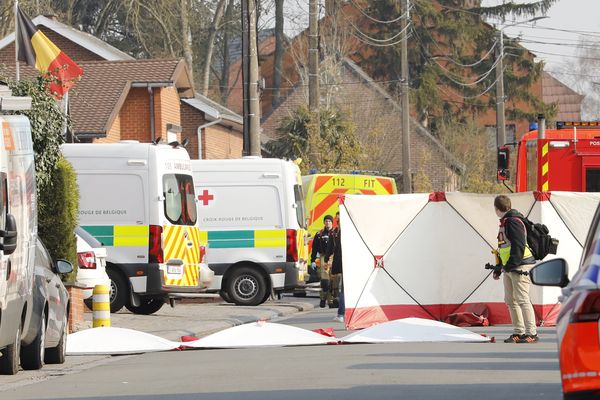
[498,121,600,192]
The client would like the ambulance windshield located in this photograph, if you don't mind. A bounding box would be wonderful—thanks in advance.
[163,174,197,225]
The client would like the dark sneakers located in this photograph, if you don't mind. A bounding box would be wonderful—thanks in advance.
[518,334,539,343]
[504,334,525,343]
[319,299,326,308]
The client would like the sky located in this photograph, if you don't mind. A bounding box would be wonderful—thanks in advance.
[484,0,600,72]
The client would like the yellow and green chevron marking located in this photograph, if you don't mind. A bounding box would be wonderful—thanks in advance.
[82,225,149,247]
[198,230,286,249]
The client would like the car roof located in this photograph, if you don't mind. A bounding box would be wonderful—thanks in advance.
[75,226,103,248]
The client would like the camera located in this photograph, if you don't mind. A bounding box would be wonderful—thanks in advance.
[485,263,502,274]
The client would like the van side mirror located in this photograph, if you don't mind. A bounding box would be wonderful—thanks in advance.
[497,146,510,181]
[530,258,570,288]
[0,214,17,255]
[55,259,73,275]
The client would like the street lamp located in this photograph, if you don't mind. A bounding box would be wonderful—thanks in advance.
[495,16,549,148]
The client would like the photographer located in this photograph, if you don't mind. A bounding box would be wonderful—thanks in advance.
[492,195,538,344]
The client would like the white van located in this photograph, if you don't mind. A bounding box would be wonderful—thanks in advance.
[0,111,39,374]
[62,142,213,315]
[191,158,308,306]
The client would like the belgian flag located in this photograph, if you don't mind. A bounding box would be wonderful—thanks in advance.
[16,5,83,98]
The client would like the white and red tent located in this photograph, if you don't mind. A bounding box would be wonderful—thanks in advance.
[340,191,600,330]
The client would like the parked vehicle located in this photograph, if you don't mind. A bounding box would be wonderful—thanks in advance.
[20,238,72,370]
[0,109,40,375]
[62,142,214,315]
[299,172,396,293]
[75,227,109,309]
[191,158,308,306]
[498,120,600,192]
[530,204,600,399]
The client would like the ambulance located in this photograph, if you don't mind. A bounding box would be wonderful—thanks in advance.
[299,173,397,293]
[191,157,308,306]
[62,142,213,314]
[303,173,398,240]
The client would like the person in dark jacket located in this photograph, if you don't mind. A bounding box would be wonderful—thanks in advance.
[310,215,335,308]
[325,212,344,323]
[493,195,538,343]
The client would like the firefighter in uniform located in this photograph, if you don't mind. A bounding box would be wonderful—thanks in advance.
[310,215,335,308]
[493,195,538,343]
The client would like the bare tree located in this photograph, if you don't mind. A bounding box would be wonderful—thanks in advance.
[551,36,600,120]
[181,0,195,83]
[202,0,228,96]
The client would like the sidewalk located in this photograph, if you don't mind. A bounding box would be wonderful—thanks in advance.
[82,296,317,342]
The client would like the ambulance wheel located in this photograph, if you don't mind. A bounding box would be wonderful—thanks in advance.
[228,266,267,306]
[126,297,165,315]
[107,268,127,313]
[219,290,232,303]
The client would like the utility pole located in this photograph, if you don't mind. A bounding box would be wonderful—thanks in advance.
[400,0,411,193]
[495,29,506,148]
[241,0,261,156]
[308,0,320,167]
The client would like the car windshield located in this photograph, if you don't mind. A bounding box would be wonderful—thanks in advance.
[75,226,103,248]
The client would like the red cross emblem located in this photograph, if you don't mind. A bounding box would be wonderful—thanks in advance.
[198,189,214,206]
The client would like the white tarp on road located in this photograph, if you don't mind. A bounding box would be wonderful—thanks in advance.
[185,321,336,348]
[66,327,181,355]
[340,191,600,330]
[341,318,490,343]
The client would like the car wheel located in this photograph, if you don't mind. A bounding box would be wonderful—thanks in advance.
[20,309,45,370]
[125,297,165,315]
[0,324,21,375]
[227,266,267,306]
[219,290,232,303]
[107,268,128,313]
[45,321,67,365]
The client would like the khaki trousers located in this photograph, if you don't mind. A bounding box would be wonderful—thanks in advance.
[503,267,537,335]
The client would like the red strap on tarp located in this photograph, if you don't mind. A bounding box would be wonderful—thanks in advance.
[534,191,551,201]
[429,192,446,202]
[374,256,384,269]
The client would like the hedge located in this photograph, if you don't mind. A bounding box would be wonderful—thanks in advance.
[38,157,79,282]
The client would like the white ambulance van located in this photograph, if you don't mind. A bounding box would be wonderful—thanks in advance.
[191,157,308,306]
[0,94,39,373]
[62,142,213,314]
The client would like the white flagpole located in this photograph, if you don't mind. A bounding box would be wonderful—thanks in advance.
[14,0,20,81]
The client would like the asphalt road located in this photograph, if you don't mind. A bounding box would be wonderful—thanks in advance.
[1,297,563,400]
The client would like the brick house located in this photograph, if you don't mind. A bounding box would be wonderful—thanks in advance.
[0,15,242,158]
[262,58,465,191]
[181,94,243,159]
[542,72,584,122]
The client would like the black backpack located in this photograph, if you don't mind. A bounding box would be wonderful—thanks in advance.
[517,217,559,261]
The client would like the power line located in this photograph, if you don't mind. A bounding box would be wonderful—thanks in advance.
[349,0,409,25]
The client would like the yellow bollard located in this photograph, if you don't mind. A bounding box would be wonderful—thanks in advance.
[92,284,111,327]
